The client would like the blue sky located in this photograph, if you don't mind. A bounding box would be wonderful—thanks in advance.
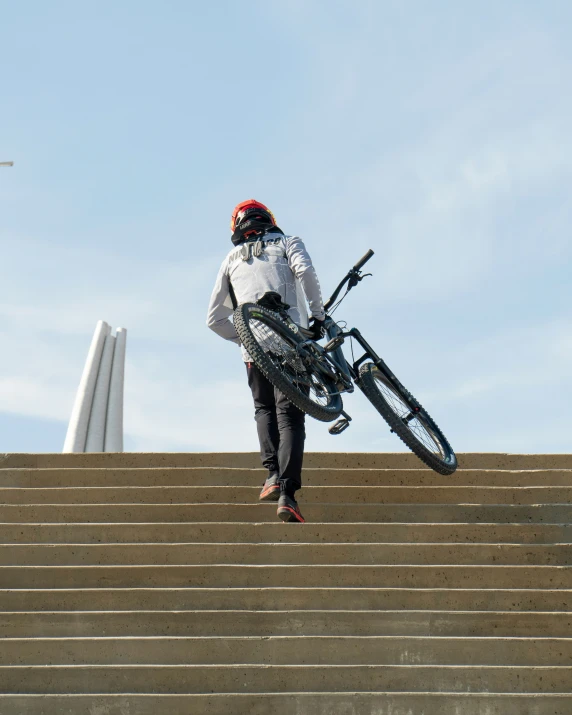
[1,0,571,454]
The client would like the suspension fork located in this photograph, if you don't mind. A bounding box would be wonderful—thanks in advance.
[344,328,383,372]
[324,327,384,374]
[346,328,421,415]
[340,328,418,402]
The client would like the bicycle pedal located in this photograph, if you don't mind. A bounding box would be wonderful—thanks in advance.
[323,336,345,352]
[329,418,351,435]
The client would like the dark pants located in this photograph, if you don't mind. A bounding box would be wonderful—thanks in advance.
[246,362,306,497]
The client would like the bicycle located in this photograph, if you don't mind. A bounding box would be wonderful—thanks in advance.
[233,249,457,475]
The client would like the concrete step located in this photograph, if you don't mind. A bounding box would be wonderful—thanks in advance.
[2,635,571,666]
[1,693,571,715]
[1,503,569,523]
[1,564,571,589]
[1,587,570,613]
[2,467,570,488]
[1,485,570,505]
[1,522,570,544]
[0,610,569,638]
[1,664,571,694]
[1,543,570,566]
[3,452,571,470]
[0,451,568,709]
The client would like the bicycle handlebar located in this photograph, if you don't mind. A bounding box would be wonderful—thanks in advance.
[353,249,374,271]
[324,249,375,312]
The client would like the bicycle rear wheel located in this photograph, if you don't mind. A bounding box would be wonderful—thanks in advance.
[234,303,343,422]
[357,362,457,475]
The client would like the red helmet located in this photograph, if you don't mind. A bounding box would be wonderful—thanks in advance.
[230,199,276,233]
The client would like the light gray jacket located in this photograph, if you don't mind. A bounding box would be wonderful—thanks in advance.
[206,234,325,360]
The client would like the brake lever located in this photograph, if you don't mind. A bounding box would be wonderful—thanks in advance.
[348,271,372,289]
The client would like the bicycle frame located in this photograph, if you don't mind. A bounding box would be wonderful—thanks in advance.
[251,249,455,463]
[323,319,366,385]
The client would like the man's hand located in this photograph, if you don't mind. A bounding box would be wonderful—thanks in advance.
[309,317,326,341]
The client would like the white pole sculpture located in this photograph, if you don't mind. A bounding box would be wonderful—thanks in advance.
[85,333,116,452]
[63,321,111,453]
[105,327,127,452]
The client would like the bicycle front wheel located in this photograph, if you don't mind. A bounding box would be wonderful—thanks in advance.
[357,362,457,475]
[234,303,343,422]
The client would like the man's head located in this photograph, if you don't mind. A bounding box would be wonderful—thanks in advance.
[230,199,277,244]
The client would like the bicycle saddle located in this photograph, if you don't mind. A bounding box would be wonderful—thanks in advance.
[256,291,290,312]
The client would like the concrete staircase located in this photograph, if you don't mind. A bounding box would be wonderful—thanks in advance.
[0,451,570,714]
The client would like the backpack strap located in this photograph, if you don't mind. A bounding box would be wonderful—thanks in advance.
[228,279,237,310]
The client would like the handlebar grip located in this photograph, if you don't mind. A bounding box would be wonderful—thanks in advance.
[353,249,374,271]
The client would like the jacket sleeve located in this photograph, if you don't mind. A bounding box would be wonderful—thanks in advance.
[206,261,241,344]
[285,236,326,321]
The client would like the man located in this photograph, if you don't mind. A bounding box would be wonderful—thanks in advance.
[207,199,326,523]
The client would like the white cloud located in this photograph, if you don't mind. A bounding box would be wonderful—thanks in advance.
[415,318,572,409]
[0,231,219,343]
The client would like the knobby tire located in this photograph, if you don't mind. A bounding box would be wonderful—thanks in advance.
[234,303,343,422]
[357,362,457,475]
